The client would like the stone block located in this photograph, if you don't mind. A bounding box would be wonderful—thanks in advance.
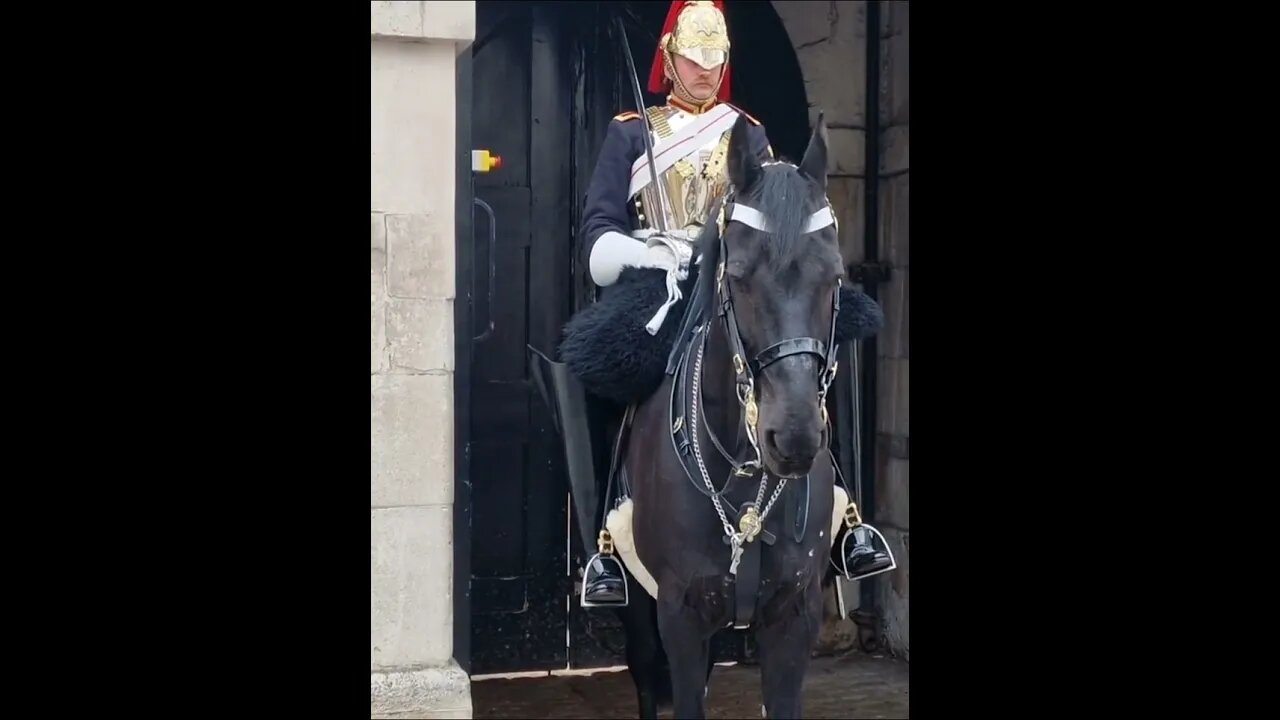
[371,2,476,44]
[878,173,908,270]
[371,505,454,669]
[826,127,865,177]
[873,256,907,360]
[881,124,908,175]
[773,1,840,48]
[876,356,908,437]
[876,527,908,658]
[371,41,457,215]
[387,299,454,373]
[827,176,865,266]
[879,32,909,127]
[373,214,388,374]
[373,269,387,374]
[373,212,387,252]
[371,660,473,718]
[386,212,455,301]
[371,374,454,507]
[877,456,909,531]
[881,0,907,38]
[799,38,867,129]
[371,1,424,39]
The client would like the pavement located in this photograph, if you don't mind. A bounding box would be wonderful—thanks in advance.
[472,651,909,718]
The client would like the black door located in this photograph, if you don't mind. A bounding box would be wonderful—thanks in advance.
[465,0,752,674]
[467,0,574,675]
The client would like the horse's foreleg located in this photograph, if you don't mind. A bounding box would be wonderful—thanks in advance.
[756,580,824,719]
[620,590,665,720]
[656,584,718,720]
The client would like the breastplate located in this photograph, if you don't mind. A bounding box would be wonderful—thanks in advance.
[636,105,732,235]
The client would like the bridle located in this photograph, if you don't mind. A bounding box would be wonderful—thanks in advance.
[666,173,843,583]
[712,183,842,480]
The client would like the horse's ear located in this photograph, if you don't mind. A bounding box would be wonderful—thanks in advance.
[727,112,761,192]
[799,112,829,192]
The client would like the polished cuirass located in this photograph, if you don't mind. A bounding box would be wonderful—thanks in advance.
[634,104,733,236]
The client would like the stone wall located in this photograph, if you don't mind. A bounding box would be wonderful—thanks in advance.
[875,0,909,660]
[371,2,476,717]
[771,1,867,269]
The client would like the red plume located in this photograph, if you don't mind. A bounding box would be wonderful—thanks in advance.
[646,0,731,103]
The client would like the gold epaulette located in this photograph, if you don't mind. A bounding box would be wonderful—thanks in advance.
[613,111,641,122]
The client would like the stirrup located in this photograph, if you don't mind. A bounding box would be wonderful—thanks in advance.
[831,503,898,582]
[579,531,629,608]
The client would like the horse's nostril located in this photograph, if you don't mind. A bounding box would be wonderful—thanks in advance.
[767,430,800,462]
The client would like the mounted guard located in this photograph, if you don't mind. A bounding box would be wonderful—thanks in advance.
[530,0,892,612]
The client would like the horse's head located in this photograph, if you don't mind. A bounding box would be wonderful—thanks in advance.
[714,111,843,480]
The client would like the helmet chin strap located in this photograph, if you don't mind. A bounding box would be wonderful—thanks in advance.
[663,49,724,111]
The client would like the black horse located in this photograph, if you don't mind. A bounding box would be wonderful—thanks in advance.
[612,112,852,719]
[535,110,883,719]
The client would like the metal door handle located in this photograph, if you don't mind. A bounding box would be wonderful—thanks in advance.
[473,197,496,343]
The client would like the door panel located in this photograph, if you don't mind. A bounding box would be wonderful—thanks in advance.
[468,0,569,675]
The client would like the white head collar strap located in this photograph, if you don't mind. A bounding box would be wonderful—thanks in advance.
[721,166,839,235]
[726,203,836,235]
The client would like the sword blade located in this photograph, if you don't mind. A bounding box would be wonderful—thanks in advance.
[613,15,669,233]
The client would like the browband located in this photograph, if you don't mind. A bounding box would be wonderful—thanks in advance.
[725,204,835,235]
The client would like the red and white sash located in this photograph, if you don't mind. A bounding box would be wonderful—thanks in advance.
[628,104,740,199]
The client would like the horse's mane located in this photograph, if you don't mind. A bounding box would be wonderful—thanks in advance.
[756,164,817,268]
[691,164,823,321]
[698,163,817,276]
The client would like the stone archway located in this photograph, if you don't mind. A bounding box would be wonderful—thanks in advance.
[769,0,869,266]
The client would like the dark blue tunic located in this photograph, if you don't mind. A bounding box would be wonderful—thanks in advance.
[579,104,773,267]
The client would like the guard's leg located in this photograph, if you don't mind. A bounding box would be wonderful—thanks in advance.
[832,500,894,580]
[838,527,894,577]
[756,578,823,719]
[528,345,627,607]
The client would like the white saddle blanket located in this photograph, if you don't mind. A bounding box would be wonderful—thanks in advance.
[604,486,851,600]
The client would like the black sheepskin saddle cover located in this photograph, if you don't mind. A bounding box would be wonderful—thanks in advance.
[559,264,886,405]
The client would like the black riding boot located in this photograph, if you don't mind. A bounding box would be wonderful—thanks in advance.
[583,553,628,605]
[839,525,894,578]
[529,344,629,608]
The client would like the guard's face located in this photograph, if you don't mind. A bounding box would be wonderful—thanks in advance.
[672,53,723,101]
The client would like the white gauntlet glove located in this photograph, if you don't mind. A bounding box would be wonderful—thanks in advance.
[640,241,679,274]
[641,232,696,336]
[644,233,694,280]
[586,229,696,335]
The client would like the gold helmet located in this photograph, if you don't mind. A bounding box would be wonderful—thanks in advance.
[647,1,732,105]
